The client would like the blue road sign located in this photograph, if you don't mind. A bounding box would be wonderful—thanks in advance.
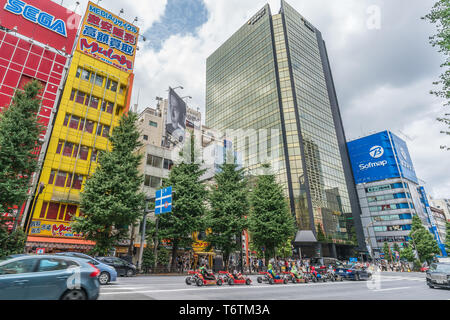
[155,186,172,215]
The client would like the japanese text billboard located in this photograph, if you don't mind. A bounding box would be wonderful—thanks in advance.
[77,1,139,73]
[0,0,80,52]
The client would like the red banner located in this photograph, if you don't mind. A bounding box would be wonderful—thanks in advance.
[0,0,81,52]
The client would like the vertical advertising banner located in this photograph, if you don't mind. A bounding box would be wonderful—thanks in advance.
[76,1,139,72]
[166,87,187,143]
[389,132,418,184]
[0,0,80,51]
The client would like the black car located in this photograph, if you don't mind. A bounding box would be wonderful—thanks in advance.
[335,265,372,281]
[426,263,450,289]
[96,257,136,277]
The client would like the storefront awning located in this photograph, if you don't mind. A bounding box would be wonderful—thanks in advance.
[293,230,317,245]
[26,237,95,250]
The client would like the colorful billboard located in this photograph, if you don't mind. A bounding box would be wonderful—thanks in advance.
[0,0,80,51]
[347,130,418,184]
[29,219,83,238]
[76,1,139,73]
[166,87,187,143]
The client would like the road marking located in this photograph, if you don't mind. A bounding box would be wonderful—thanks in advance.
[100,280,373,295]
[372,286,411,292]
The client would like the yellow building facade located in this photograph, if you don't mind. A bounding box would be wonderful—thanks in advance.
[25,2,138,253]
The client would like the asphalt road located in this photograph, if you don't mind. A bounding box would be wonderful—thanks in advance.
[98,272,450,300]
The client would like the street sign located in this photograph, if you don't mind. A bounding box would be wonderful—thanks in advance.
[36,248,45,254]
[349,257,357,263]
[155,186,172,215]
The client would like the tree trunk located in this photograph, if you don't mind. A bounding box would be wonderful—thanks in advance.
[170,240,178,272]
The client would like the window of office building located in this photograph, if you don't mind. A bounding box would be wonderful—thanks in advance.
[163,159,174,170]
[147,155,163,168]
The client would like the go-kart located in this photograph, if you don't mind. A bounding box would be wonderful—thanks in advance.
[282,271,309,283]
[219,271,252,285]
[187,270,223,286]
[257,271,288,285]
[185,270,198,285]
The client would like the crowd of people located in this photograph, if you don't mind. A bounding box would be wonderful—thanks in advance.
[168,254,415,274]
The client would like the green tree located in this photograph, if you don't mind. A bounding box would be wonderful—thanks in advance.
[205,161,248,270]
[400,245,416,263]
[316,223,326,242]
[445,221,450,252]
[423,0,450,147]
[0,227,26,258]
[158,133,207,272]
[0,80,43,227]
[276,237,293,259]
[72,112,145,256]
[393,243,400,261]
[141,246,170,273]
[410,215,440,264]
[248,164,297,261]
[383,242,392,262]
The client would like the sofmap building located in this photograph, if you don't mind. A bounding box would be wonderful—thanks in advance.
[24,2,139,253]
[347,130,447,258]
[0,0,81,228]
[205,1,365,259]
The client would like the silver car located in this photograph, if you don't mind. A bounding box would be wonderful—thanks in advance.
[426,263,450,289]
[0,255,100,300]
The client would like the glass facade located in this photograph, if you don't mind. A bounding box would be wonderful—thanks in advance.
[206,2,359,244]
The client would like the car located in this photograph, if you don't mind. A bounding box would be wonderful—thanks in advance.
[0,254,100,300]
[335,265,372,281]
[96,256,136,277]
[54,252,117,285]
[426,263,450,289]
[310,257,344,269]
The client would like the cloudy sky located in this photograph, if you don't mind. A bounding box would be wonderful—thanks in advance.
[64,0,449,199]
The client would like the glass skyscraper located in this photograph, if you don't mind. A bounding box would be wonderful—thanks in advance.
[206,1,364,257]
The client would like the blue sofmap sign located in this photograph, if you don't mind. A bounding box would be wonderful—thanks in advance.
[347,131,418,185]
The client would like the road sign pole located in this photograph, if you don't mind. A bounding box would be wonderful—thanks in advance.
[138,196,154,273]
[153,216,159,272]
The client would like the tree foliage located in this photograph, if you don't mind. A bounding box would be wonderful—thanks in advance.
[0,227,26,258]
[400,245,416,262]
[205,162,248,269]
[410,215,440,264]
[445,221,450,252]
[248,164,296,261]
[0,80,44,224]
[423,0,450,148]
[71,112,145,256]
[158,133,207,271]
[383,242,392,262]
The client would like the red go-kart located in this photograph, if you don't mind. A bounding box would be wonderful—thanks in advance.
[257,271,288,284]
[186,270,223,286]
[219,271,252,285]
[282,271,309,284]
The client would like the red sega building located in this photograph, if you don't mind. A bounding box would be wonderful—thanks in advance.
[0,0,81,226]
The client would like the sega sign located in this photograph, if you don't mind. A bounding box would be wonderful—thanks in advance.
[4,0,67,36]
[0,0,80,51]
[347,131,418,184]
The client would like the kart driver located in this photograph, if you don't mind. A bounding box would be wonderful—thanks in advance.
[199,264,215,280]
[291,263,300,279]
[267,263,280,279]
[232,270,243,280]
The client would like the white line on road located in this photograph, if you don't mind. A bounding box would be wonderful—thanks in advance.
[373,287,411,292]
